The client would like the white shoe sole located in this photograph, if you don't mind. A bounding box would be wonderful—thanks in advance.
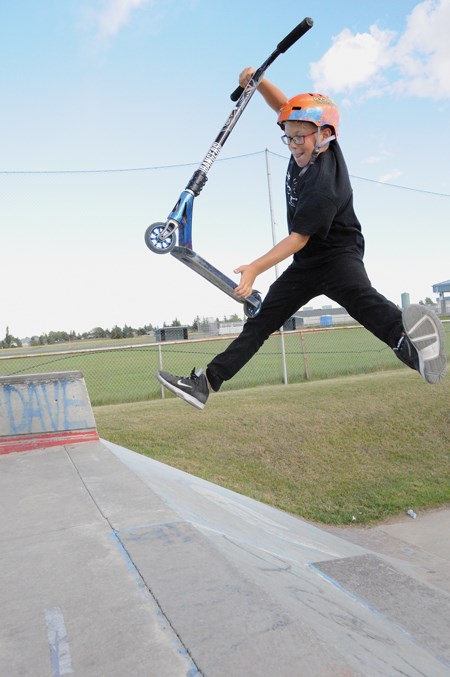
[402,305,447,384]
[155,372,205,410]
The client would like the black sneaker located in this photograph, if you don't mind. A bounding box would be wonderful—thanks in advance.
[394,304,446,384]
[156,368,209,410]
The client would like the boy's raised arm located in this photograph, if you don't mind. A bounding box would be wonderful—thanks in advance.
[239,67,287,113]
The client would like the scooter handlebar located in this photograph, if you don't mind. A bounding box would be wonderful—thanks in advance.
[230,17,313,101]
[230,84,245,103]
[277,17,313,53]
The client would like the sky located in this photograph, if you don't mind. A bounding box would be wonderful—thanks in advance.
[1,0,449,339]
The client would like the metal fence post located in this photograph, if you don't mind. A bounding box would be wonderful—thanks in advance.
[158,344,164,398]
[279,329,288,385]
[265,148,288,385]
[300,331,310,380]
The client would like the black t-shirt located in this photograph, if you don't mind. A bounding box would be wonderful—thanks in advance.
[286,141,365,267]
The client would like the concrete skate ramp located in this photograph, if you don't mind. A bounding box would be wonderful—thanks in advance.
[0,371,98,453]
[1,372,449,676]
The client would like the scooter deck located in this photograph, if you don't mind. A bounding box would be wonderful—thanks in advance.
[171,246,261,311]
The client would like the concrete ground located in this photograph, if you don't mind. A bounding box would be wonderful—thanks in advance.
[1,438,449,677]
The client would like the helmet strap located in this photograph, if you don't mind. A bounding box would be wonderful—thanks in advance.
[298,127,336,177]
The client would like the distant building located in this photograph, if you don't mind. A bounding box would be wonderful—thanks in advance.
[433,280,450,315]
[283,316,304,331]
[154,326,189,342]
[401,292,410,309]
[219,322,245,335]
[284,305,354,329]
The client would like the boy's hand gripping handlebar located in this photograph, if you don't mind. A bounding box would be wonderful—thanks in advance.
[230,17,314,102]
[182,16,314,197]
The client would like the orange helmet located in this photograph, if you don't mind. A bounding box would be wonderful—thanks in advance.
[278,93,340,137]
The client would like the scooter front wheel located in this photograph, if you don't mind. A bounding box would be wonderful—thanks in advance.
[145,222,176,254]
[243,292,262,318]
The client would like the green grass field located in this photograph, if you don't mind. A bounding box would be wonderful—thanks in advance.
[2,326,448,525]
[3,323,447,406]
[94,370,450,526]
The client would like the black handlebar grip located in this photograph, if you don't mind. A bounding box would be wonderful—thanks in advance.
[230,17,314,101]
[277,17,313,53]
[230,84,244,102]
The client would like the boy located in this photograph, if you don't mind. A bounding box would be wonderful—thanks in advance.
[157,70,447,409]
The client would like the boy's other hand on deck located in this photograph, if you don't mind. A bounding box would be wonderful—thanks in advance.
[234,263,257,298]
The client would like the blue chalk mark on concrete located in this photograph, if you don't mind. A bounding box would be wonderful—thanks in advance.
[109,530,201,676]
[44,607,74,677]
[108,530,145,589]
[308,562,450,669]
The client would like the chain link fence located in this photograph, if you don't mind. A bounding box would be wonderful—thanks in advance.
[3,151,448,409]
[1,322,448,406]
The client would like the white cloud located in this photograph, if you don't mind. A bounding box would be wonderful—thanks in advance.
[310,0,450,100]
[392,0,450,97]
[310,25,395,94]
[378,169,402,183]
[89,0,156,39]
[362,150,394,165]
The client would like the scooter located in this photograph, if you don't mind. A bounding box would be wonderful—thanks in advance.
[145,17,313,318]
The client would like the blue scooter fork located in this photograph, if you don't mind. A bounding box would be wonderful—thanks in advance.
[158,189,195,249]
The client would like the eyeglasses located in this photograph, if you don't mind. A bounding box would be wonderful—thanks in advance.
[281,131,317,146]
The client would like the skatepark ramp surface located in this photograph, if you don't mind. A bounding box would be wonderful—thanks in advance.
[1,371,449,676]
[0,371,98,453]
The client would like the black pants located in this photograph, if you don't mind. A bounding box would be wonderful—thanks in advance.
[206,255,403,392]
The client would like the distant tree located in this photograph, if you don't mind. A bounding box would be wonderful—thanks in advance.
[1,327,22,349]
[135,324,152,335]
[191,315,201,331]
[171,318,181,327]
[47,331,70,344]
[90,327,107,339]
[225,313,242,322]
[1,327,12,348]
[110,325,123,339]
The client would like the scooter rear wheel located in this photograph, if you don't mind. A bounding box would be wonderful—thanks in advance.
[243,293,262,318]
[145,222,176,254]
